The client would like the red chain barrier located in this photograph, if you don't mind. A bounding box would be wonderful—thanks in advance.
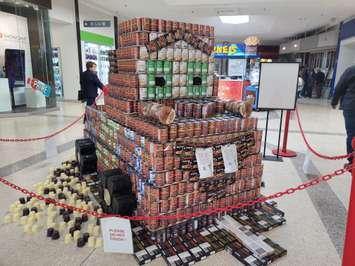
[0,165,352,221]
[0,114,84,142]
[295,108,353,160]
[0,92,104,143]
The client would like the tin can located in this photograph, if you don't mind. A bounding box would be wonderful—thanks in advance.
[178,182,186,195]
[196,192,206,204]
[177,123,186,138]
[177,209,184,222]
[186,182,194,193]
[166,20,173,32]
[161,199,170,213]
[151,19,159,31]
[158,19,166,32]
[186,23,192,32]
[161,186,170,200]
[164,156,174,170]
[186,122,194,137]
[170,184,178,197]
[208,120,216,135]
[150,202,159,215]
[176,102,184,117]
[170,197,178,211]
[175,170,183,182]
[165,171,175,184]
[169,124,177,141]
[192,24,199,34]
[172,21,179,31]
[186,193,194,206]
[201,121,209,136]
[184,103,193,117]
[179,22,186,31]
[183,171,190,181]
[155,172,165,186]
[193,121,201,137]
[174,156,181,168]
[178,195,186,209]
[146,220,159,231]
[149,187,160,202]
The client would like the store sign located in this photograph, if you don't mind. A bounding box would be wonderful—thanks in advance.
[27,78,52,97]
[0,32,27,41]
[214,43,257,58]
[101,217,134,254]
[84,20,111,28]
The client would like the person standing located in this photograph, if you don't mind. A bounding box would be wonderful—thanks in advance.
[80,61,104,106]
[314,68,325,98]
[331,65,355,166]
[302,67,311,97]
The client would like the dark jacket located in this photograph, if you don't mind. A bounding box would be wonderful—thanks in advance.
[315,71,325,84]
[80,70,104,99]
[332,65,355,110]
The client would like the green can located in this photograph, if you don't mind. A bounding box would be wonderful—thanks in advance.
[156,60,163,73]
[187,62,195,74]
[165,74,172,87]
[201,86,207,97]
[156,86,164,99]
[194,62,202,74]
[164,86,172,98]
[163,61,172,73]
[187,74,194,86]
[202,63,208,74]
[148,74,155,87]
[187,86,194,97]
[202,75,208,85]
[193,86,200,97]
[147,87,156,99]
[147,60,156,74]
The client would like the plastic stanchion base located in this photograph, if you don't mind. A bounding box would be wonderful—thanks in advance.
[263,155,283,162]
[272,149,297,158]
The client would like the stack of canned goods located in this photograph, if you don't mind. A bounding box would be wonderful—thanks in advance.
[85,18,267,233]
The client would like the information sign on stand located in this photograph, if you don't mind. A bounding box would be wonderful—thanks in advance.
[101,217,134,254]
[256,63,299,161]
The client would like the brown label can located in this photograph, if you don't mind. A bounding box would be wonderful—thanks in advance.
[161,199,170,213]
[186,182,194,193]
[170,184,178,197]
[165,171,175,184]
[169,124,177,141]
[178,182,186,195]
[175,170,183,182]
[170,197,178,211]
[178,195,186,209]
[161,186,170,200]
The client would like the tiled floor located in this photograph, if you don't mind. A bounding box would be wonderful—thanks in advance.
[0,98,351,266]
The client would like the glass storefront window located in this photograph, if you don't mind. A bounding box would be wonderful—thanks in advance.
[0,0,55,111]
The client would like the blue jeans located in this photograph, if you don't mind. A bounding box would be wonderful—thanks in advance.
[343,110,355,163]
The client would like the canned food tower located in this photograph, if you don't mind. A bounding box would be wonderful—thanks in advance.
[84,18,262,234]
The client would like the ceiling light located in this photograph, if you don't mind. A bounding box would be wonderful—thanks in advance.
[219,15,249,24]
[293,44,298,48]
[282,46,286,50]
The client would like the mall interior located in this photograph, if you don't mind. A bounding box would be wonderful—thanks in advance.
[1,0,355,265]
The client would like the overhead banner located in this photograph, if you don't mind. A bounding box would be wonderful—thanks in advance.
[214,43,257,58]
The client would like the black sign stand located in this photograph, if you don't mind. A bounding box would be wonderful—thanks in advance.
[263,110,283,162]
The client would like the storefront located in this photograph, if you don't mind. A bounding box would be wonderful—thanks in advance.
[49,0,115,101]
[214,43,278,103]
[0,0,55,112]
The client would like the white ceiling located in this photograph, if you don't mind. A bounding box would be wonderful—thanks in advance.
[85,0,355,44]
